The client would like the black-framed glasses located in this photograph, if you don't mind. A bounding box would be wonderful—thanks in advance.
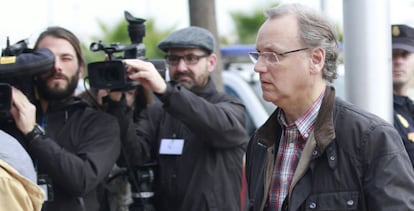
[165,54,209,66]
[248,48,309,64]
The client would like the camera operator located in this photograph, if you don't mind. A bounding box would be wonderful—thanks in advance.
[0,129,45,211]
[9,26,121,211]
[123,26,249,211]
[78,85,154,211]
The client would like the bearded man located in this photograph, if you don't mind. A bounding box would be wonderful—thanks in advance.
[10,26,120,211]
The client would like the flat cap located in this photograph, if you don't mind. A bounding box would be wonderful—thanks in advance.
[158,26,215,54]
[392,24,414,52]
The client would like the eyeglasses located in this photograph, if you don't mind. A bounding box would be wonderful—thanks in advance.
[248,48,309,64]
[165,54,209,66]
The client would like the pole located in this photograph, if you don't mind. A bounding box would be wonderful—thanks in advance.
[342,0,393,123]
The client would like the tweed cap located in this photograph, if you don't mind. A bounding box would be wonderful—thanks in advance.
[392,24,414,52]
[158,26,215,53]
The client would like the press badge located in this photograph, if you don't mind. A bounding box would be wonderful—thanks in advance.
[159,139,184,155]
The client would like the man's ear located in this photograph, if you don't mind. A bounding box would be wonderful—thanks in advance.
[310,47,325,73]
[207,53,217,73]
[78,64,85,78]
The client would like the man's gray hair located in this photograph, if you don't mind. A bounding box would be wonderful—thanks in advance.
[265,3,339,82]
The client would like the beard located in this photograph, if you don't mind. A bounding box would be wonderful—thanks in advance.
[172,71,209,91]
[35,71,79,101]
[172,72,196,90]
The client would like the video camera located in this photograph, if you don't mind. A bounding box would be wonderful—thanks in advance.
[0,38,54,121]
[87,11,166,91]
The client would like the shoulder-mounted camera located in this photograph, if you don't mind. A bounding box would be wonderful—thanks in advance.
[0,38,54,122]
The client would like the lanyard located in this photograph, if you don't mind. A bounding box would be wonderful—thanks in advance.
[40,115,47,129]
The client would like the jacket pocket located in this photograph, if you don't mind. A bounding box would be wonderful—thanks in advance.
[305,191,359,210]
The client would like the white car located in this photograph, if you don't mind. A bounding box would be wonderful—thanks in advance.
[222,70,273,136]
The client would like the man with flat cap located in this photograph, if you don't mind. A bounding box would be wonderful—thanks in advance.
[122,26,249,211]
[392,24,414,167]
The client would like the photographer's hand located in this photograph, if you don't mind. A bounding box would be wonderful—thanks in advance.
[124,59,167,94]
[10,87,37,135]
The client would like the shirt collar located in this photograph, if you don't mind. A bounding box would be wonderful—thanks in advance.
[277,89,325,139]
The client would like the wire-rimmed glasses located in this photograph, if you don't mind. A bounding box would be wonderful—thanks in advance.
[248,48,308,64]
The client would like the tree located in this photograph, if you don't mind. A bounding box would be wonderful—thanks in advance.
[229,9,267,44]
[189,0,224,92]
[225,3,278,45]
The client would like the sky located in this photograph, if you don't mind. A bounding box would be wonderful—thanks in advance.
[1,0,414,49]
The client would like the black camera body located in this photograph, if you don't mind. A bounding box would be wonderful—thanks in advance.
[88,60,135,90]
[87,11,166,91]
[0,38,55,121]
[0,83,12,113]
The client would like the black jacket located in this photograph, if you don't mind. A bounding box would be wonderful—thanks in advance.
[127,79,249,211]
[246,86,414,211]
[26,97,120,211]
[393,95,414,167]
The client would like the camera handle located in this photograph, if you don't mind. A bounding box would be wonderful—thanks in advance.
[89,41,138,61]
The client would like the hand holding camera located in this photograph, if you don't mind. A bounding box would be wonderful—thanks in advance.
[0,38,54,123]
[9,86,37,135]
[124,59,167,94]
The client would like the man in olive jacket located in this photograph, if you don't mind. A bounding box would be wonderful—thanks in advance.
[246,3,414,211]
[123,26,249,211]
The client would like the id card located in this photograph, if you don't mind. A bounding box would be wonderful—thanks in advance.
[39,184,49,201]
[159,139,184,155]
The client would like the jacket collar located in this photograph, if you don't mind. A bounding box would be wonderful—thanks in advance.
[256,85,336,151]
[394,94,413,106]
[313,86,336,151]
[191,77,217,98]
[45,96,89,112]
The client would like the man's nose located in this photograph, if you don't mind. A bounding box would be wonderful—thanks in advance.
[53,60,63,72]
[176,58,188,71]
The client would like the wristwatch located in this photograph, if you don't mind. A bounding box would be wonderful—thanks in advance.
[25,124,46,142]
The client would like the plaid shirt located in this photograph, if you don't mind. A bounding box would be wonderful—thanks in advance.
[268,91,324,211]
